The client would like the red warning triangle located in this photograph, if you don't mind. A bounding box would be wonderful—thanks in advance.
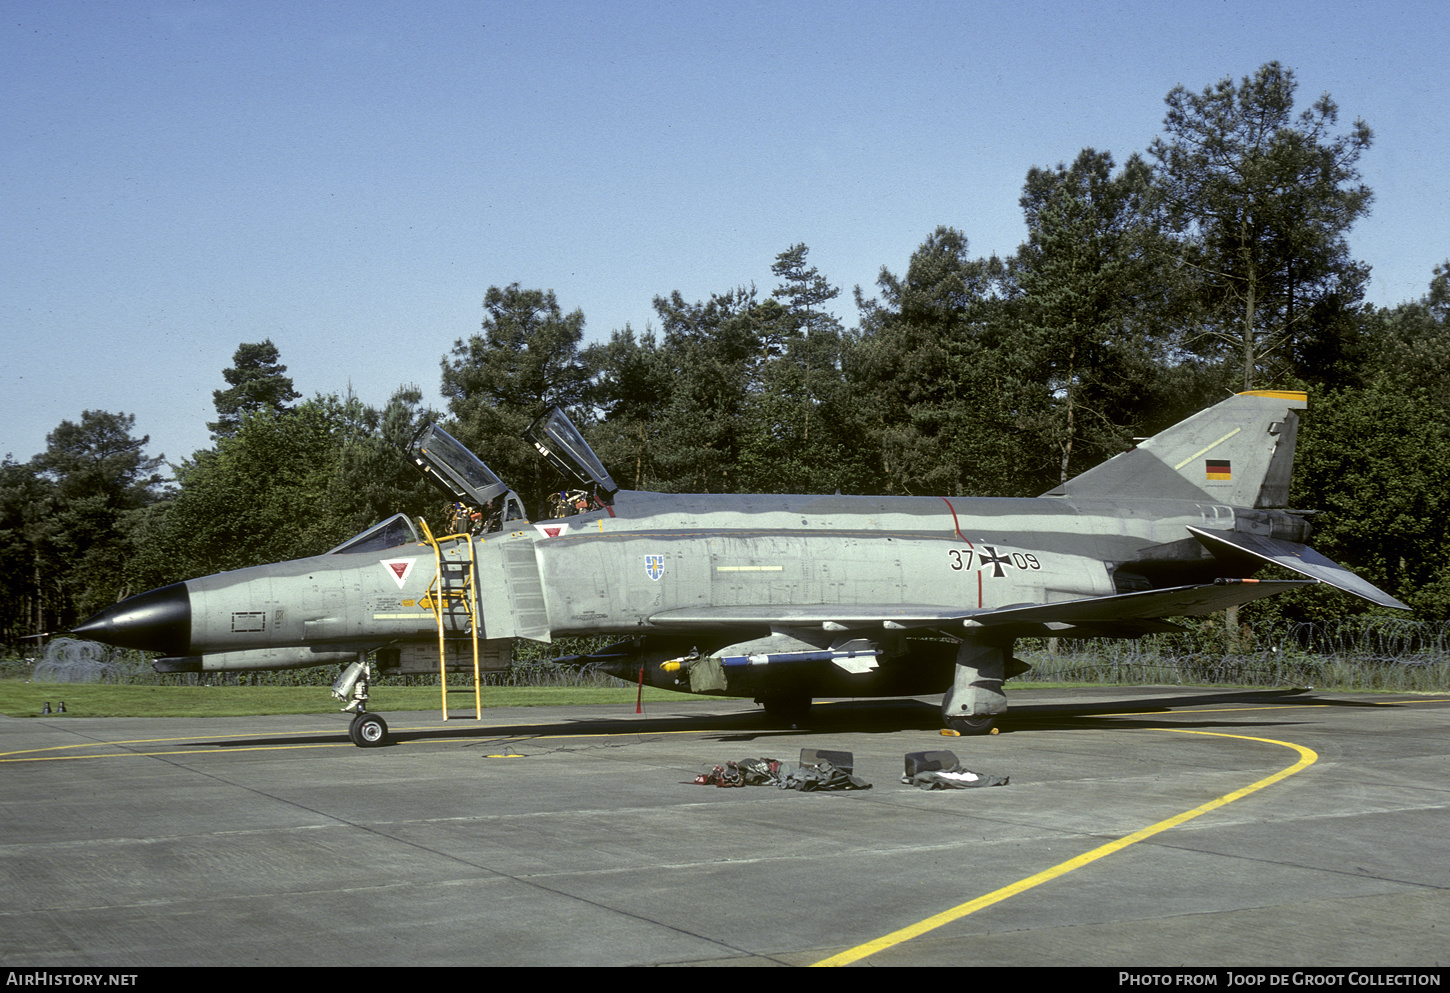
[381,558,417,588]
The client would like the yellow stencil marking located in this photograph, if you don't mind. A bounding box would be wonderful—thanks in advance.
[1173,428,1243,470]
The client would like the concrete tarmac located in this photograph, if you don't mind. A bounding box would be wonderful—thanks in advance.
[1,686,1447,968]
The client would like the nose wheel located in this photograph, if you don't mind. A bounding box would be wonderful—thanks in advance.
[348,712,389,747]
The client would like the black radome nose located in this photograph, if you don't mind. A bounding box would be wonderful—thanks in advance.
[73,583,192,656]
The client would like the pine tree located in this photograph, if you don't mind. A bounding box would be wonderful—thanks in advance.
[209,340,302,440]
[1150,62,1373,389]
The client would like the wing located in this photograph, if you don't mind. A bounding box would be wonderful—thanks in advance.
[646,578,1317,639]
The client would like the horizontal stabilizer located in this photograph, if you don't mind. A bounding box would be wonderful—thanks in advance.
[1187,527,1409,611]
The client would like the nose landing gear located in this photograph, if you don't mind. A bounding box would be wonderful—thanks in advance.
[348,712,389,747]
[334,657,391,747]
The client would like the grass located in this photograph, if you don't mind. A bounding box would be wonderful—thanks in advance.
[6,616,1450,718]
[0,682,694,719]
[4,671,1436,720]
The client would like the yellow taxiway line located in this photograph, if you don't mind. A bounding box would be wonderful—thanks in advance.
[7,699,1439,962]
[0,721,713,762]
[2,697,1443,763]
[812,728,1319,967]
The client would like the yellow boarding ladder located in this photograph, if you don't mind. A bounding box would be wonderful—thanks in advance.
[417,519,482,720]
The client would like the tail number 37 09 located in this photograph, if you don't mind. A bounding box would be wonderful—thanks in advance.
[948,547,1041,574]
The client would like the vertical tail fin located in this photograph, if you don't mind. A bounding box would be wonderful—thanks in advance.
[1042,391,1307,507]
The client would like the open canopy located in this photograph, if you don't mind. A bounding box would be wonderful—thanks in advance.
[407,421,527,526]
[526,407,619,499]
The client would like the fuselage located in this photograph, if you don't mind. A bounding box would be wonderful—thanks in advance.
[79,488,1278,664]
[523,490,1238,638]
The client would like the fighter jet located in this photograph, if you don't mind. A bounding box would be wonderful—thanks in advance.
[74,391,1406,746]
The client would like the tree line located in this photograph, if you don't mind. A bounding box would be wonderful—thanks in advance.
[4,62,1449,646]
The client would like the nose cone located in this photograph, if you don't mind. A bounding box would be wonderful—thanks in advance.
[73,583,192,656]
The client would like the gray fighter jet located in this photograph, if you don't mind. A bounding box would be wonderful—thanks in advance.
[74,390,1406,746]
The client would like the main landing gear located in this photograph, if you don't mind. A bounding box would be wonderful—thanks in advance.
[943,714,998,736]
[940,637,1010,737]
[758,690,813,725]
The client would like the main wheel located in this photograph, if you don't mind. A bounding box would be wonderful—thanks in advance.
[349,713,389,747]
[944,714,997,736]
[759,692,812,725]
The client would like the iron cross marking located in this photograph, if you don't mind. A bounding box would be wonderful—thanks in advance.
[977,545,1013,578]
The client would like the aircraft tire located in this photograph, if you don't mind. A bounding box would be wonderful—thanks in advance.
[945,715,997,736]
[760,692,812,725]
[349,713,389,748]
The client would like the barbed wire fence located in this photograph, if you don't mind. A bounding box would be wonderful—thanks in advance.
[1015,617,1450,692]
[22,638,157,684]
[0,635,625,688]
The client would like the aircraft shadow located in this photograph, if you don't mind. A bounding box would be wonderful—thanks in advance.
[200,687,1396,750]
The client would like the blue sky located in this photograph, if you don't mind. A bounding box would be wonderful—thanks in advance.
[3,0,1446,474]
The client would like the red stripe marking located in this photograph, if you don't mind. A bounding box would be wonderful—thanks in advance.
[940,497,972,545]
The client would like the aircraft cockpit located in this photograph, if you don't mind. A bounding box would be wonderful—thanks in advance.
[526,407,621,520]
[525,407,619,504]
[405,410,617,532]
[326,513,421,554]
[408,421,528,532]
